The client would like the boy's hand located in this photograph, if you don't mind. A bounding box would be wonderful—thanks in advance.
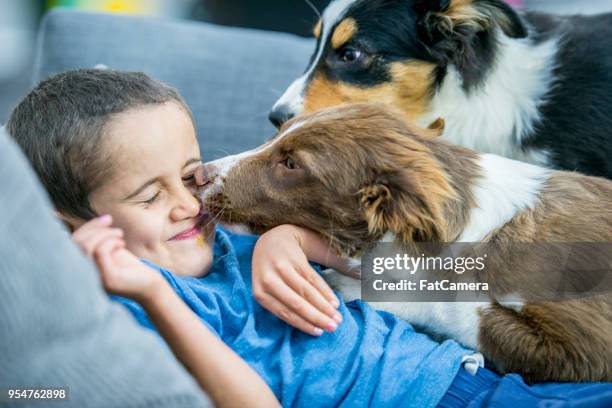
[72,215,164,302]
[252,225,342,336]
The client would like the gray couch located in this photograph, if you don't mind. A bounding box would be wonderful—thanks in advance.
[1,9,317,407]
[34,8,314,160]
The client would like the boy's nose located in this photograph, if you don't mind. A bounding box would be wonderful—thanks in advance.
[171,195,201,222]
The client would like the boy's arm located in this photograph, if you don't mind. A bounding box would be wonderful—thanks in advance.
[75,216,280,408]
[292,226,360,278]
[252,224,359,336]
[137,280,280,408]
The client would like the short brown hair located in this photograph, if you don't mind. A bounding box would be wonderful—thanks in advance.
[7,69,193,220]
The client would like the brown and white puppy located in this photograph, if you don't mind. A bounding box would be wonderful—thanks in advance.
[200,104,612,383]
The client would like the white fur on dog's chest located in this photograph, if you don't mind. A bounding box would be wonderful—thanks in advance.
[419,34,559,167]
[459,154,550,242]
[326,231,483,348]
[324,267,484,348]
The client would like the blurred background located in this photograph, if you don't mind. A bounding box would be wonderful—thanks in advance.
[2,0,612,123]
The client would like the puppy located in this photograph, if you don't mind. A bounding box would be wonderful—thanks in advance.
[269,0,612,179]
[201,104,612,383]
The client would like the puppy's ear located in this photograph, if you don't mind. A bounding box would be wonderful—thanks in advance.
[359,182,392,235]
[359,171,448,242]
[414,0,527,61]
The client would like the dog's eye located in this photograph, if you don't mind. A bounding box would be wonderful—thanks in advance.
[339,48,363,63]
[281,157,300,170]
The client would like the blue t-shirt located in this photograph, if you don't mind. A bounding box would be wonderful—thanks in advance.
[118,228,474,407]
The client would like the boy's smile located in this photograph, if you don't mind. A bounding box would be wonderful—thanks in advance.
[169,220,205,241]
[88,101,215,277]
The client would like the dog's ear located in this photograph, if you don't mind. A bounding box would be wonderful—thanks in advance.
[359,170,448,242]
[413,0,527,61]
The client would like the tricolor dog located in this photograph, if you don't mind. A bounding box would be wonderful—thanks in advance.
[269,0,612,179]
[201,104,612,383]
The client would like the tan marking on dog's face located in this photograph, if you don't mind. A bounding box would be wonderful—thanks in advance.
[303,61,437,121]
[331,18,357,49]
[389,61,437,117]
[313,18,322,39]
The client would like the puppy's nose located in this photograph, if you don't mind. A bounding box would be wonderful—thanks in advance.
[269,105,295,128]
[195,163,217,188]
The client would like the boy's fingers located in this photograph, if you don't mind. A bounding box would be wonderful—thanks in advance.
[94,237,125,276]
[72,215,113,240]
[271,280,339,333]
[77,228,124,257]
[299,264,340,308]
[279,266,342,324]
[258,294,324,337]
[73,220,119,248]
[94,236,121,267]
[95,236,124,257]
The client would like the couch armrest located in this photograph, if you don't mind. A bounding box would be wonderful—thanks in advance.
[0,127,211,407]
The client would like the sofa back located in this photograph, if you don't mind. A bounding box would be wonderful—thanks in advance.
[34,9,314,160]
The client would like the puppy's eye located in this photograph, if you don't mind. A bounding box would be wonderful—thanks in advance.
[280,157,300,170]
[339,48,363,63]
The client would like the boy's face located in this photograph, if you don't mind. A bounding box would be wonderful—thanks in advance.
[88,101,215,277]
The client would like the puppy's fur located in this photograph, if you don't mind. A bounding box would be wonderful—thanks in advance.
[270,0,612,179]
[202,104,612,383]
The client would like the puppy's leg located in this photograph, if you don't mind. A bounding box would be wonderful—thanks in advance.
[479,299,612,383]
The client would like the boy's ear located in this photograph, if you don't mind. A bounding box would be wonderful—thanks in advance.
[358,171,447,242]
[55,211,83,233]
[414,0,527,61]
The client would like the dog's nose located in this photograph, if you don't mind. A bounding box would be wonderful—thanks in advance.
[269,105,295,128]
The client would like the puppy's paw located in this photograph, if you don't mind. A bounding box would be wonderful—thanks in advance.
[461,352,485,375]
[322,269,361,302]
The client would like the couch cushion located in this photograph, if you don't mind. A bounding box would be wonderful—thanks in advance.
[0,127,211,407]
[33,9,314,160]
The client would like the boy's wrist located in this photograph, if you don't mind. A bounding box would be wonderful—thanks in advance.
[268,224,306,247]
[135,271,168,306]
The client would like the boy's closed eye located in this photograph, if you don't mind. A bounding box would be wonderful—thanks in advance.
[138,180,198,209]
[141,190,163,208]
[182,173,197,191]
